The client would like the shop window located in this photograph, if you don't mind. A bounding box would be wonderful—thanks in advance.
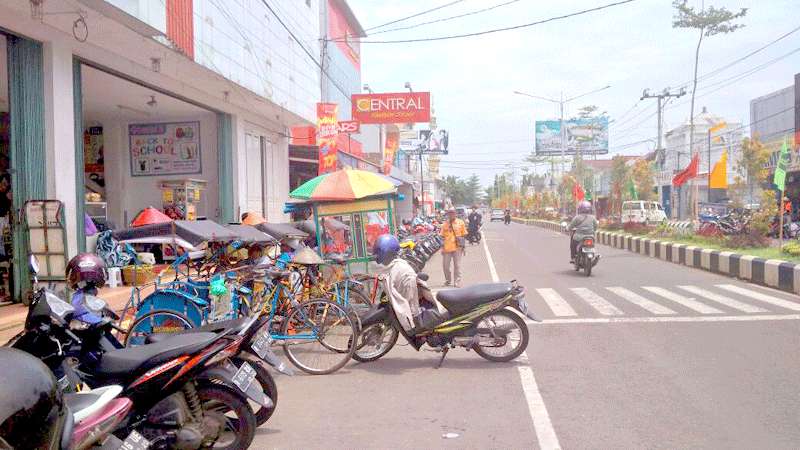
[363,211,389,256]
[320,215,353,258]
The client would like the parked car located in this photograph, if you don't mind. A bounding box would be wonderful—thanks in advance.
[621,201,667,224]
[490,209,505,222]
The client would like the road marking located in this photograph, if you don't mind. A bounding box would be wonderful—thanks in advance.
[536,288,578,317]
[481,231,561,450]
[716,284,800,312]
[678,285,767,313]
[606,287,676,315]
[570,287,623,316]
[536,314,800,325]
[642,286,723,314]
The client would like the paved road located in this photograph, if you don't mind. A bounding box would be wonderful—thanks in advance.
[255,221,800,449]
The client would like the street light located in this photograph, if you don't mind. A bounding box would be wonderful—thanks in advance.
[404,82,413,92]
[363,84,373,93]
[514,85,611,175]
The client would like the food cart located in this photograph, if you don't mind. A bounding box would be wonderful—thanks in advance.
[288,169,398,268]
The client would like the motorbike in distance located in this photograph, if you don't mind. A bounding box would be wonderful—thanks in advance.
[572,233,600,276]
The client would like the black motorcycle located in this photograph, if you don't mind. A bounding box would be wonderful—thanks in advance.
[466,223,482,244]
[573,235,600,276]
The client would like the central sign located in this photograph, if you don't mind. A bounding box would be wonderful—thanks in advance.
[351,92,431,124]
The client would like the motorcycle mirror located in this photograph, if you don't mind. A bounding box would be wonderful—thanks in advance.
[29,255,40,275]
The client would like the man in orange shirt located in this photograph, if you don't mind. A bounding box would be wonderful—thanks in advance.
[440,208,467,287]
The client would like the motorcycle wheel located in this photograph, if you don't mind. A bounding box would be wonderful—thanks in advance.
[231,357,277,426]
[197,385,256,449]
[584,259,592,277]
[472,309,529,363]
[352,322,399,362]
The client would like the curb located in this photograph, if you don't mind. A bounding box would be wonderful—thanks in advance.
[514,218,800,296]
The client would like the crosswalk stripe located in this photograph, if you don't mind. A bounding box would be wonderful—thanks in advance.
[642,286,723,314]
[570,288,623,316]
[715,284,800,312]
[678,285,767,313]
[535,288,577,317]
[606,287,676,315]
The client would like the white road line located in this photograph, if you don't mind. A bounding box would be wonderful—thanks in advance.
[481,231,561,450]
[642,286,723,314]
[716,284,800,312]
[678,285,767,314]
[537,314,800,324]
[570,287,623,316]
[536,288,578,317]
[606,287,676,315]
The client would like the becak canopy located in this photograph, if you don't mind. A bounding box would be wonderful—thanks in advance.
[130,207,172,227]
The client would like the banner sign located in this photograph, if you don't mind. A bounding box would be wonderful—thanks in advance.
[534,117,608,156]
[337,120,360,134]
[129,121,201,176]
[383,131,399,175]
[317,103,339,175]
[351,92,431,124]
[419,129,449,154]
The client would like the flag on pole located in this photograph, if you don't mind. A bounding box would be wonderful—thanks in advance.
[672,154,699,187]
[572,182,585,201]
[774,136,790,191]
[626,178,638,200]
[709,150,728,189]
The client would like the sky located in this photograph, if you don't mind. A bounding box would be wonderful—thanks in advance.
[346,0,799,186]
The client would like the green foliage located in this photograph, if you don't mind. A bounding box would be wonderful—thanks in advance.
[752,190,778,235]
[631,159,655,201]
[782,241,800,257]
[724,230,770,249]
[736,137,770,204]
[610,155,630,215]
[442,174,483,206]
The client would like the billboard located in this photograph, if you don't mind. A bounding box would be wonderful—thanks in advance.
[419,129,449,154]
[351,92,431,124]
[534,117,608,156]
[317,103,339,174]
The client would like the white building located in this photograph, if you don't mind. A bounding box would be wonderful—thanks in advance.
[0,0,321,301]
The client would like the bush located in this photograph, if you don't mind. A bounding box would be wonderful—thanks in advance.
[782,241,800,257]
[725,230,770,249]
[622,221,650,235]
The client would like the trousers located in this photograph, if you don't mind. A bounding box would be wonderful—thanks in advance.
[442,250,462,286]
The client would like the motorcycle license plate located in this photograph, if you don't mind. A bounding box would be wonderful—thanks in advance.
[120,430,150,450]
[582,248,594,253]
[231,361,257,392]
[251,331,273,360]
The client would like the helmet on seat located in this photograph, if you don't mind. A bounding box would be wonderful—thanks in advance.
[0,348,68,450]
[577,200,592,214]
[66,252,107,290]
[373,234,400,265]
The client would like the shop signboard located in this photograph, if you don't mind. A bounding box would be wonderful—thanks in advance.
[534,117,609,156]
[129,122,201,176]
[351,92,431,124]
[317,103,339,175]
[337,120,360,134]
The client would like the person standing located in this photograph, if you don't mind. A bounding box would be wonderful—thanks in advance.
[441,208,466,287]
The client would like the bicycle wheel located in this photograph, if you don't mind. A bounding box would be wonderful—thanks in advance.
[280,299,357,375]
[124,309,194,347]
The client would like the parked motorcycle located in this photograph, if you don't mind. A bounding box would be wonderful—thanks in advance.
[573,235,600,276]
[353,275,539,368]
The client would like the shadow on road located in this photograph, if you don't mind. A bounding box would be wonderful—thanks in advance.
[346,355,527,375]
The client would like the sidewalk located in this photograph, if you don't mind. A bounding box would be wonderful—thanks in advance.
[424,240,493,291]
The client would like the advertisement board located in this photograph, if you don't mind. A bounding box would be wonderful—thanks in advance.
[351,92,431,124]
[419,129,449,154]
[317,103,339,174]
[129,121,201,176]
[337,120,360,134]
[534,117,608,156]
[383,131,399,175]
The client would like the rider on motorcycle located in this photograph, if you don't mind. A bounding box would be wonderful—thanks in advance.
[568,201,598,264]
[374,234,446,333]
[467,206,482,240]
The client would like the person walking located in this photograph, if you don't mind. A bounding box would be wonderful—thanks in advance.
[441,208,466,287]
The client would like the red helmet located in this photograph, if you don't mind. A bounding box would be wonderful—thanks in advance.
[66,253,107,289]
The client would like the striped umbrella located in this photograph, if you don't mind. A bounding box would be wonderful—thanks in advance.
[290,169,397,201]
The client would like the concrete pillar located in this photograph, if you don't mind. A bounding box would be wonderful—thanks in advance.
[42,40,78,257]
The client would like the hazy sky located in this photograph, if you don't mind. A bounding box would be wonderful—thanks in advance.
[347,0,799,185]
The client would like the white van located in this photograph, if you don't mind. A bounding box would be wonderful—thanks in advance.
[622,201,667,224]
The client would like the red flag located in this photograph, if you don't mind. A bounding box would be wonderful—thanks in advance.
[572,183,585,201]
[672,154,699,187]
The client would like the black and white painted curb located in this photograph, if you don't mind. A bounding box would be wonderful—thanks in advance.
[513,218,800,296]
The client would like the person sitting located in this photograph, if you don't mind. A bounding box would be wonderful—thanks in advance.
[568,201,599,263]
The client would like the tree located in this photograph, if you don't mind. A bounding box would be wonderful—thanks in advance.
[672,1,746,158]
[736,136,770,204]
[610,155,630,215]
[631,159,655,201]
[465,174,481,206]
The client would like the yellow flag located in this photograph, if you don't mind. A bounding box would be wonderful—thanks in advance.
[710,150,728,189]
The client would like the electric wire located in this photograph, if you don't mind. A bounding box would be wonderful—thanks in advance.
[363,0,468,32]
[367,0,524,36]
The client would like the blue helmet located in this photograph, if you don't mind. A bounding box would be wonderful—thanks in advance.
[577,200,592,214]
[373,234,400,265]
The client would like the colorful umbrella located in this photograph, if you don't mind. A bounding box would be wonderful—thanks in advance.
[290,169,397,201]
[130,207,172,227]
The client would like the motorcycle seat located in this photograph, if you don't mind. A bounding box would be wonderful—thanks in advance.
[96,332,218,378]
[145,318,248,344]
[436,283,512,315]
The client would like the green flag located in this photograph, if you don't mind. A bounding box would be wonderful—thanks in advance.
[626,178,638,200]
[774,136,790,191]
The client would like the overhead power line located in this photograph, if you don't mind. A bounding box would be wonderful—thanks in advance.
[363,0,467,32]
[332,0,636,44]
[368,0,524,36]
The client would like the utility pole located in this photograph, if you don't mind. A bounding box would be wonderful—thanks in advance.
[640,87,686,218]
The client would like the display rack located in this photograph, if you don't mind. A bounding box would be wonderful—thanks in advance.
[160,179,207,221]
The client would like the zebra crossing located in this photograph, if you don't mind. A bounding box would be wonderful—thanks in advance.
[531,284,800,322]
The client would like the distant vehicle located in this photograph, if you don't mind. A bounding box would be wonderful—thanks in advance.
[455,206,467,218]
[490,209,505,222]
[622,201,667,224]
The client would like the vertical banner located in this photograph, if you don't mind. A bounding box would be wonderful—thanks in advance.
[383,131,399,175]
[317,103,339,174]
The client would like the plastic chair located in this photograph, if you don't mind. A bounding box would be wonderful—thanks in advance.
[107,267,123,288]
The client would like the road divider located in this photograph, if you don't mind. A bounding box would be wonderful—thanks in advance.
[512,218,800,296]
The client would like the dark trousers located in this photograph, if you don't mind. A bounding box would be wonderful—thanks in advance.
[570,239,578,260]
